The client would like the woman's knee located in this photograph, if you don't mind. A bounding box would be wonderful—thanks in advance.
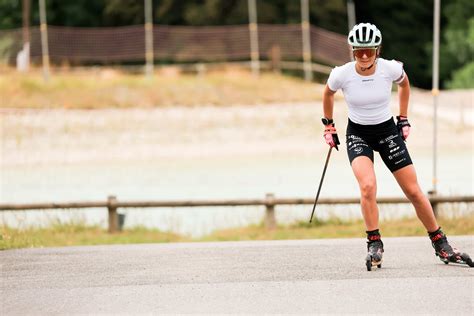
[359,181,376,200]
[404,186,425,202]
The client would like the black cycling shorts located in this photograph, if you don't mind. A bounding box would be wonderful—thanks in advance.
[346,118,413,172]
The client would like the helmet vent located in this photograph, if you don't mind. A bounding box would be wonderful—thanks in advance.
[348,23,382,47]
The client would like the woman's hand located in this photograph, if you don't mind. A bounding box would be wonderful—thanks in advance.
[324,123,340,150]
[396,116,411,140]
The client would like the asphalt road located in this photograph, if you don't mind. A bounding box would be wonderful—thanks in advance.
[2,236,473,314]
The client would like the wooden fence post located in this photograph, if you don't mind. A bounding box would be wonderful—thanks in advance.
[265,193,276,230]
[428,190,438,218]
[269,44,281,73]
[107,195,118,233]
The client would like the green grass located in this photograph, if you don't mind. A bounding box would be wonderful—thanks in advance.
[2,214,472,250]
[0,67,324,108]
[0,221,184,250]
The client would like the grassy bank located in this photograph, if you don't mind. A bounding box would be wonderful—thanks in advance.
[0,67,322,108]
[2,215,473,250]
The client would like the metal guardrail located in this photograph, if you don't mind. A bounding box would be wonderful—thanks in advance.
[1,194,473,233]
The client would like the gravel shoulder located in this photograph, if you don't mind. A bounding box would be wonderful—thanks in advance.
[1,89,472,167]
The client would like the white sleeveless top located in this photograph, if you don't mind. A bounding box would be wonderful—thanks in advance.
[327,58,405,125]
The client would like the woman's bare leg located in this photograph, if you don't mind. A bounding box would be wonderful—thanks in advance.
[393,165,438,232]
[351,156,379,231]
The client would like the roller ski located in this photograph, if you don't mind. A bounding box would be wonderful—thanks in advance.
[365,230,383,271]
[429,228,474,267]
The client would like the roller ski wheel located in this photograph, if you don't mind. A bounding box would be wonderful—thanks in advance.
[365,255,382,271]
[365,239,384,271]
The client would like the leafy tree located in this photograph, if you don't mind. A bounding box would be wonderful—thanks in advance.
[309,0,347,34]
[46,0,106,27]
[103,0,145,25]
[155,0,246,25]
[0,0,23,29]
[0,0,470,89]
[441,0,474,88]
[355,0,434,89]
[447,61,474,89]
[152,0,347,31]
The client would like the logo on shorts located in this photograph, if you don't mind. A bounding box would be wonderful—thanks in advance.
[389,149,406,160]
[354,147,363,154]
[380,134,397,144]
[395,158,406,165]
[388,140,397,148]
[389,146,400,153]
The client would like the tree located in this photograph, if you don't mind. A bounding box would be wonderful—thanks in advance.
[1,0,469,89]
[441,0,474,88]
[355,0,434,89]
[0,0,23,29]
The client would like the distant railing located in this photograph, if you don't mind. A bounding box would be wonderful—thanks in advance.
[0,24,349,80]
[1,194,473,233]
[0,24,349,64]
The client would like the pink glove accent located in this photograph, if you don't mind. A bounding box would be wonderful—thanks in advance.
[324,125,337,148]
[401,125,410,140]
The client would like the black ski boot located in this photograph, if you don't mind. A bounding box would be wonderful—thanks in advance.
[365,229,384,271]
[429,227,473,267]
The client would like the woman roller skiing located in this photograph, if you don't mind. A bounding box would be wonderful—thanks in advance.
[322,23,473,270]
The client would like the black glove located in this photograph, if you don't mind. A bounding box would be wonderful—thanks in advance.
[396,116,411,140]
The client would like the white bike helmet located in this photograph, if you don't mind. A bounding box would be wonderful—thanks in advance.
[348,23,382,47]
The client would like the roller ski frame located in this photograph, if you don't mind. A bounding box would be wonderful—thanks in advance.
[436,251,474,267]
[430,228,474,268]
[365,239,383,271]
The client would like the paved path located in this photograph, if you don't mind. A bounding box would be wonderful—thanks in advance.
[2,236,473,314]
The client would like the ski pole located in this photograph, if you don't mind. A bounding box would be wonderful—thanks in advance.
[309,146,333,223]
